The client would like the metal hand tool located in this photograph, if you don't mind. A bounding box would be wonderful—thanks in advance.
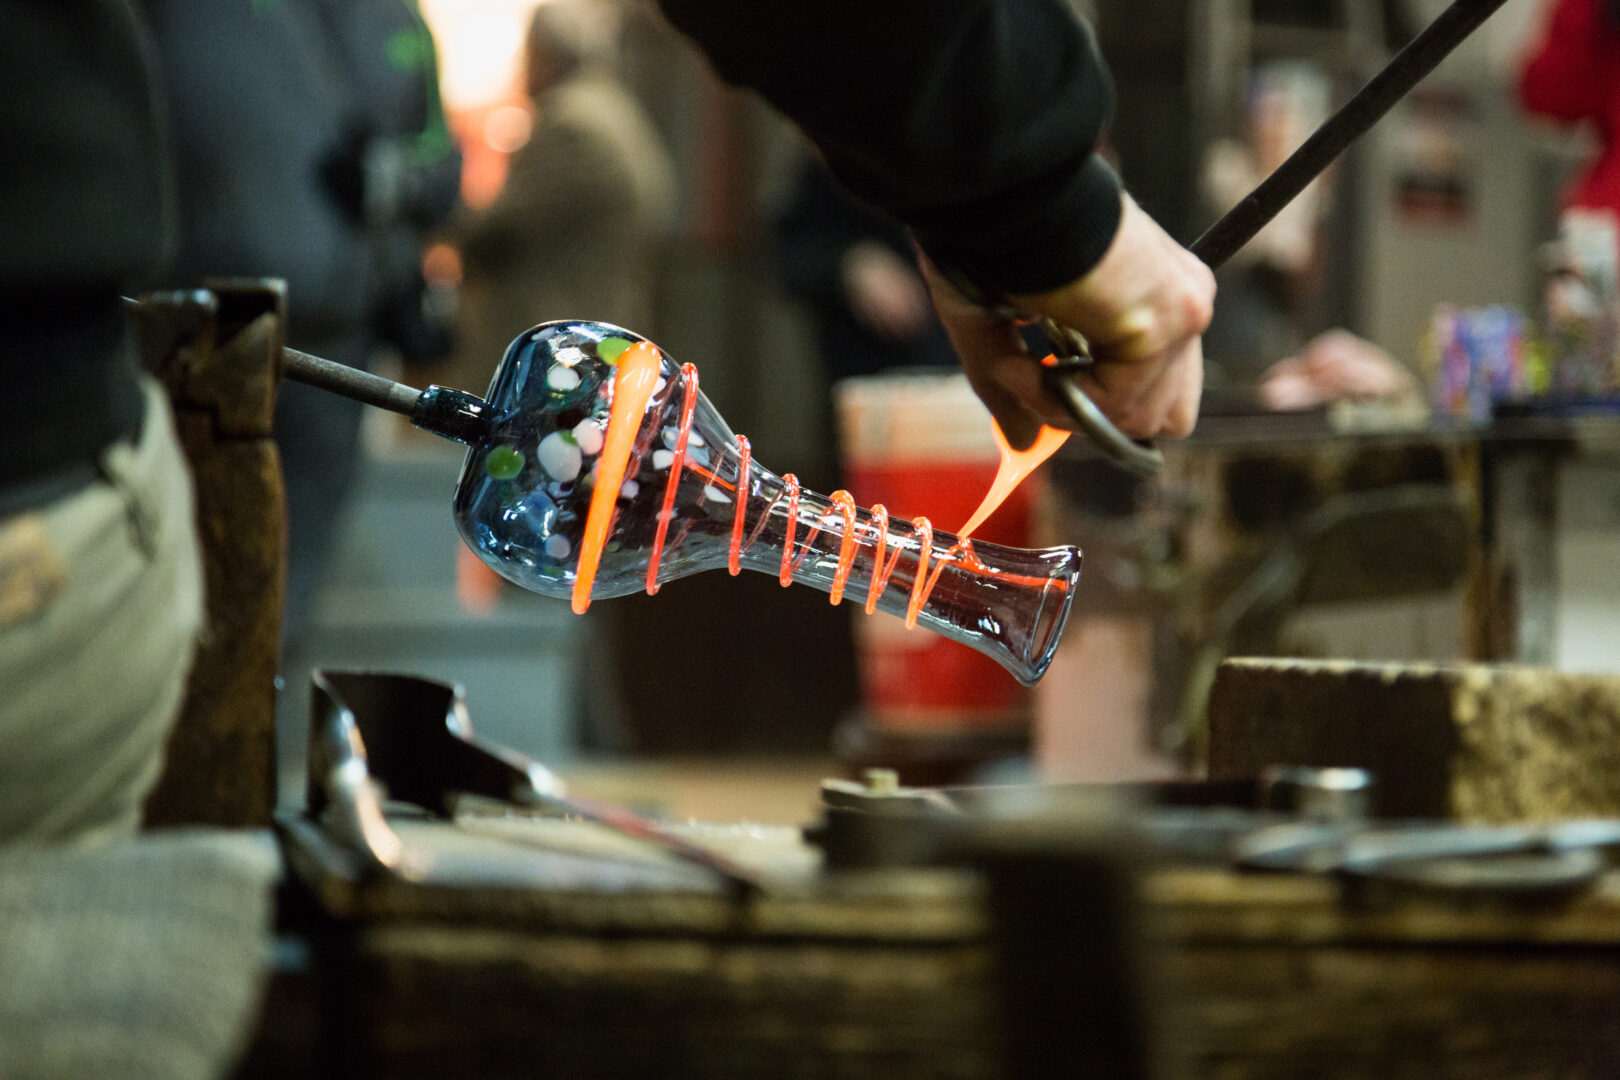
[1235,818,1620,899]
[1040,0,1514,476]
[303,670,762,891]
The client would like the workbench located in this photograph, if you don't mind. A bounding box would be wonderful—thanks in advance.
[234,794,1620,1080]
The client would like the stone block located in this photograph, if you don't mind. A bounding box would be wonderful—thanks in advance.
[1208,657,1620,822]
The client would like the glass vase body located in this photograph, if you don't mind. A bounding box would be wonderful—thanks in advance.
[451,321,1081,685]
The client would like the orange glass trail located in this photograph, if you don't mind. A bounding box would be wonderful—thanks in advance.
[572,352,1069,622]
[956,422,1070,539]
[572,341,662,614]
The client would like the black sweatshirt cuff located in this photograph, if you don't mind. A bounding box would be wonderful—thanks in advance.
[914,154,1123,300]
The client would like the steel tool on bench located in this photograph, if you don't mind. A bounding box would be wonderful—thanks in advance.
[805,764,1620,901]
[301,670,761,891]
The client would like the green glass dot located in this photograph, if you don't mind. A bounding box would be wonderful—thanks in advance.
[485,446,525,480]
[597,337,633,365]
[558,429,578,445]
[385,28,433,72]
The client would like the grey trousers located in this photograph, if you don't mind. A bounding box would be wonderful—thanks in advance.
[0,380,204,845]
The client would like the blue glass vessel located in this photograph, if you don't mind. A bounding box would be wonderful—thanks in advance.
[430,320,1080,686]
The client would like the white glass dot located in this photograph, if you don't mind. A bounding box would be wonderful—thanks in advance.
[538,431,582,481]
[572,419,605,455]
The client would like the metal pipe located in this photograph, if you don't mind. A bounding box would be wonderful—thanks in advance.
[281,348,492,444]
[282,346,421,416]
[1190,0,1513,266]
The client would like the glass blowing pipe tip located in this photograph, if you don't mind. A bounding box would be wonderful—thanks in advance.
[280,346,493,444]
[118,294,490,443]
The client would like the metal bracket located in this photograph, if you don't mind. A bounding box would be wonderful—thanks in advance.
[302,670,759,890]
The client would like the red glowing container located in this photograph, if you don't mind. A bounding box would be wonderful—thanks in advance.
[835,374,1042,732]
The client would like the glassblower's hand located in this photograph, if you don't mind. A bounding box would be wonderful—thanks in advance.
[920,193,1215,451]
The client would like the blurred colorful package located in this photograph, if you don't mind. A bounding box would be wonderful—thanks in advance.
[1425,213,1620,419]
[1422,305,1528,420]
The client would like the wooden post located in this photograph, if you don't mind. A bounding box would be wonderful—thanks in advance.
[131,281,287,828]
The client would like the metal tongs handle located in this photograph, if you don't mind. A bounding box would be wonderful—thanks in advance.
[1039,320,1165,478]
[1043,0,1513,474]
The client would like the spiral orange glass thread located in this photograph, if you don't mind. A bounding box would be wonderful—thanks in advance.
[573,361,1063,620]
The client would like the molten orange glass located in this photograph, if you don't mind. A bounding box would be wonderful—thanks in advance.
[572,341,662,613]
[957,422,1070,540]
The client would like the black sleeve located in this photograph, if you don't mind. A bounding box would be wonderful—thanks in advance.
[659,0,1122,297]
[0,0,174,291]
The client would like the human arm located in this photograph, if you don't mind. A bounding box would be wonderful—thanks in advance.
[659,0,1212,444]
[661,0,1120,293]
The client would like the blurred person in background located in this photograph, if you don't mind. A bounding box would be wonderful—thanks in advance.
[1200,63,1418,414]
[1518,0,1620,403]
[319,0,464,374]
[143,0,372,636]
[1199,63,1330,388]
[771,155,956,494]
[145,0,460,638]
[451,0,676,390]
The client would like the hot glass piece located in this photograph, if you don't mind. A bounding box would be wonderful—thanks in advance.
[452,320,1082,685]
